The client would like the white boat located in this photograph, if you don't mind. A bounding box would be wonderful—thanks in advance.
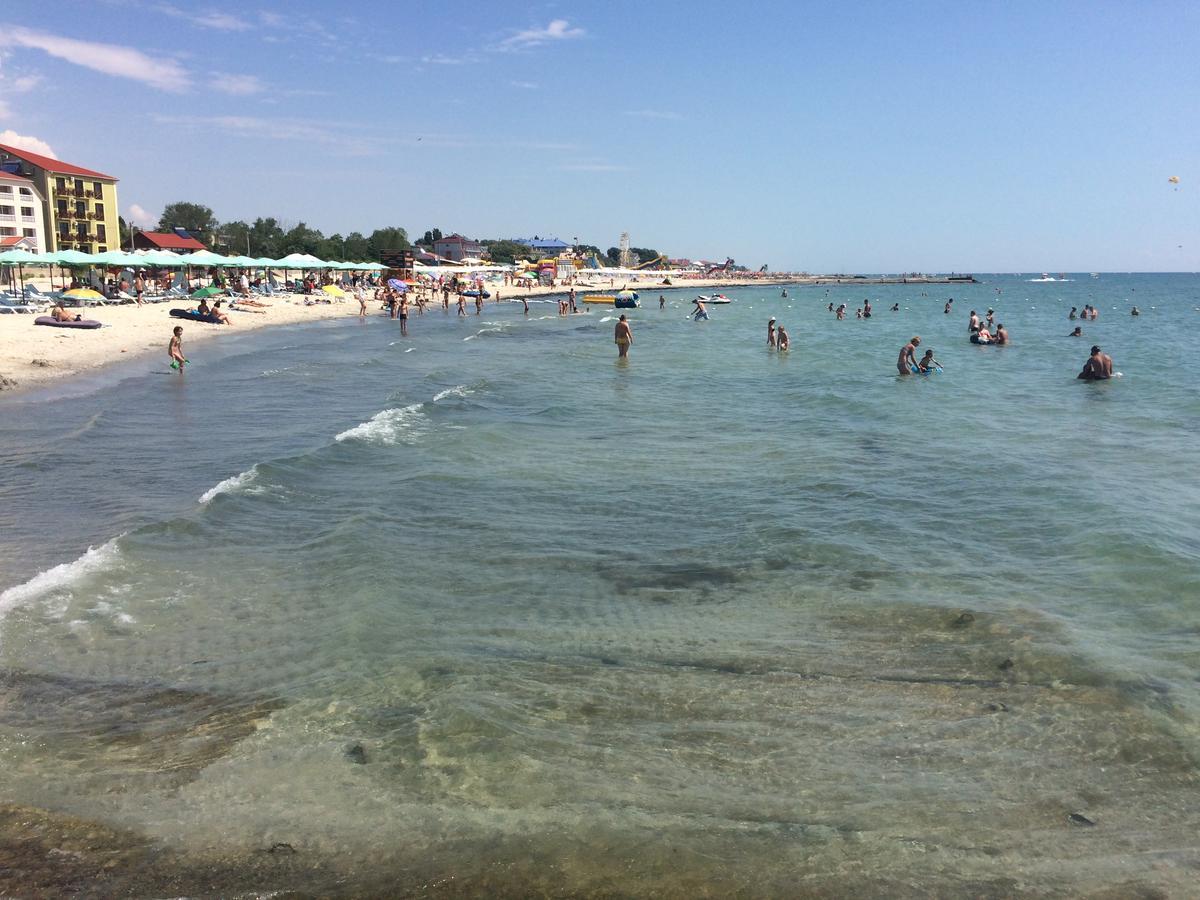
[696,294,733,304]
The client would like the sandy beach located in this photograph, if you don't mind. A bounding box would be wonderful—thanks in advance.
[0,275,783,394]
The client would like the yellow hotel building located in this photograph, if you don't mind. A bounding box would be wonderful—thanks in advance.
[0,142,120,254]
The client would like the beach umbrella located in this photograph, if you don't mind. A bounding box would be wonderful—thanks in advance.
[138,250,187,267]
[63,288,104,300]
[190,285,224,299]
[184,250,229,267]
[387,278,409,292]
[0,248,43,297]
[322,284,346,297]
[54,249,97,266]
[229,255,258,267]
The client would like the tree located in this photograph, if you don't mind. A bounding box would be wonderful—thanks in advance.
[217,219,252,255]
[605,247,621,265]
[367,226,409,261]
[631,247,661,264]
[157,201,218,244]
[281,221,324,256]
[343,231,370,261]
[575,244,602,260]
[118,215,130,250]
[249,217,285,258]
[418,228,443,247]
[483,239,532,264]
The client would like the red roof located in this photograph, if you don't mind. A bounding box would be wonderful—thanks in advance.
[435,234,479,245]
[0,143,117,181]
[0,235,34,247]
[137,231,206,251]
[0,171,33,184]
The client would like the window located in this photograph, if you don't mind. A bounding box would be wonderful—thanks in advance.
[58,221,69,235]
[18,187,32,197]
[0,227,15,236]
[76,222,87,238]
[55,177,66,191]
[75,201,86,216]
[57,200,67,215]
[0,205,13,215]
[95,203,105,219]
[73,178,83,193]
[0,185,11,195]
[23,228,35,237]
[96,224,106,241]
[20,206,33,218]
[98,245,107,253]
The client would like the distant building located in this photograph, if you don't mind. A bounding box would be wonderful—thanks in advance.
[133,230,207,253]
[516,236,571,255]
[0,171,46,252]
[0,143,119,254]
[432,233,484,262]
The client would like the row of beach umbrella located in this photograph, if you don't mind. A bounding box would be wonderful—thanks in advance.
[0,247,388,270]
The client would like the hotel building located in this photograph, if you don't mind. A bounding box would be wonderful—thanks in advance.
[0,143,120,254]
[0,171,46,252]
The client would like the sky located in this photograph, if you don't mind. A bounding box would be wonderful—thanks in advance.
[0,0,1196,272]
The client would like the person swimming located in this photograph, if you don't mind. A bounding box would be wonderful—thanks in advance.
[917,349,940,372]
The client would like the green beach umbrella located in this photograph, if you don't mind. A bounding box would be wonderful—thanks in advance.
[139,250,187,267]
[190,285,224,299]
[184,250,228,267]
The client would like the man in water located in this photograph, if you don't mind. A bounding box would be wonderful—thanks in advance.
[1131,306,1140,316]
[1078,345,1113,380]
[777,324,790,350]
[767,317,776,348]
[1069,326,1083,336]
[897,336,921,375]
[659,294,666,309]
[890,303,900,312]
[968,310,980,333]
[614,314,633,358]
[995,323,1009,345]
[1069,307,1078,320]
[693,299,709,321]
[944,298,953,314]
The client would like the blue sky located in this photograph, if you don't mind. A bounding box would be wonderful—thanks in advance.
[1,0,1196,271]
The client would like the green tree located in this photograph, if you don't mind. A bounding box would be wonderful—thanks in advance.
[605,247,621,265]
[483,239,532,264]
[157,201,218,244]
[318,233,346,261]
[418,228,443,247]
[367,226,409,261]
[249,217,285,258]
[343,231,370,261]
[217,219,252,255]
[575,244,602,260]
[281,221,324,255]
[631,247,661,264]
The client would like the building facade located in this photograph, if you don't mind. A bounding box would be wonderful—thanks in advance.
[0,143,120,254]
[432,233,484,262]
[132,230,207,253]
[0,172,46,252]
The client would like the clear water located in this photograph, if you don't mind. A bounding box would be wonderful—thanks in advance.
[1,275,1198,895]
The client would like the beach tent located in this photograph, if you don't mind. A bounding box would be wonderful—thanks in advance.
[276,252,328,269]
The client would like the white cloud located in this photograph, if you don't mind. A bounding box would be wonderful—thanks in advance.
[511,80,539,90]
[0,129,57,158]
[0,27,189,92]
[9,74,42,93]
[153,114,378,156]
[420,54,471,65]
[498,19,584,50]
[127,203,157,228]
[624,109,683,121]
[156,4,251,31]
[212,72,265,95]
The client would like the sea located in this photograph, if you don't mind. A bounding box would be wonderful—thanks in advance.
[0,274,1197,897]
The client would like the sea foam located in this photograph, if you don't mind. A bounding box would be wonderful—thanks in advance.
[199,466,259,504]
[0,538,124,620]
[335,403,426,445]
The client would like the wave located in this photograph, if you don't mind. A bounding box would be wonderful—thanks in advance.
[0,538,124,625]
[335,403,426,445]
[432,384,472,403]
[199,466,259,504]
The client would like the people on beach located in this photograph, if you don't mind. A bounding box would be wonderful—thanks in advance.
[134,271,145,307]
[1078,345,1113,380]
[767,318,776,348]
[777,324,789,351]
[50,300,78,322]
[897,336,921,375]
[614,314,633,358]
[209,300,232,325]
[355,285,367,318]
[168,325,187,372]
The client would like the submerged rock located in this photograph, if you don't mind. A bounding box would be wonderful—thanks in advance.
[1068,813,1097,827]
[345,743,368,764]
[951,612,975,628]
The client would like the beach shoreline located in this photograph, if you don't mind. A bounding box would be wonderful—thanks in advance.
[0,275,788,397]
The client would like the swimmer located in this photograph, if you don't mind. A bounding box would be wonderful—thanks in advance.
[994,323,1009,345]
[777,324,789,351]
[168,325,187,372]
[974,324,993,344]
[1077,345,1113,380]
[767,318,776,348]
[891,303,900,312]
[836,304,846,320]
[1131,306,1140,316]
[986,308,995,326]
[828,302,834,312]
[614,313,633,358]
[1069,326,1083,336]
[917,349,940,372]
[897,335,921,375]
[968,309,980,333]
[522,297,529,315]
[944,298,954,314]
[1069,306,1078,320]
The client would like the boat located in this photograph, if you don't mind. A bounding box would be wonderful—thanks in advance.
[696,294,733,304]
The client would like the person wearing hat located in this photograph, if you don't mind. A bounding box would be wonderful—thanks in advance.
[767,317,776,348]
[1078,345,1113,380]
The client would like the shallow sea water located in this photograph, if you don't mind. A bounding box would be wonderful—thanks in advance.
[0,275,1198,896]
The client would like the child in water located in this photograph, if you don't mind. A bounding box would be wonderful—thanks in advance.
[777,324,790,351]
[168,325,188,372]
[917,349,940,372]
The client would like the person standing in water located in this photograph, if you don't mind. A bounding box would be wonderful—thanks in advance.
[776,324,790,351]
[897,336,921,375]
[1078,345,1113,380]
[767,318,777,348]
[168,325,187,372]
[614,314,633,358]
[944,298,954,314]
[659,295,666,309]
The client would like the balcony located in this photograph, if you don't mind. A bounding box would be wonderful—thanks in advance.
[53,187,72,197]
[0,214,15,224]
[84,190,95,199]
